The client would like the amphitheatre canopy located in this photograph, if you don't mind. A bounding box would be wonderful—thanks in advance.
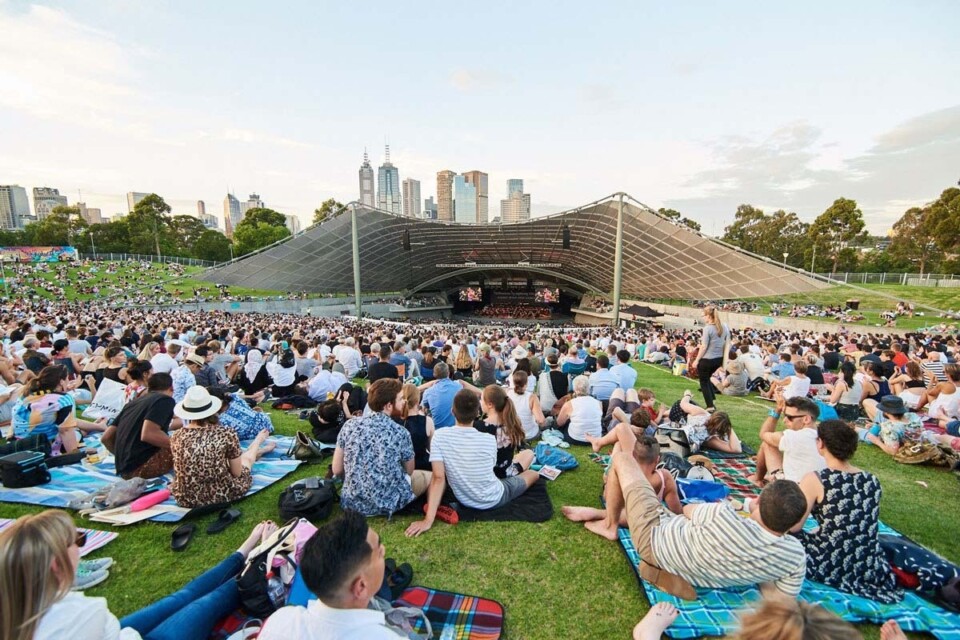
[204,193,827,301]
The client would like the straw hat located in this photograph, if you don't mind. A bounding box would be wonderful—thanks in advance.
[174,385,223,421]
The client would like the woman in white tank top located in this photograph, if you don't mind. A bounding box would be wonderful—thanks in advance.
[506,370,546,440]
[556,375,603,443]
[926,365,960,426]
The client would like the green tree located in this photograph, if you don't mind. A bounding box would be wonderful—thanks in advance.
[721,205,810,268]
[721,204,767,254]
[313,198,345,224]
[808,198,867,275]
[24,205,88,246]
[657,207,701,232]
[232,207,291,256]
[168,215,209,257]
[193,229,233,262]
[930,187,960,254]
[125,194,173,256]
[888,206,940,276]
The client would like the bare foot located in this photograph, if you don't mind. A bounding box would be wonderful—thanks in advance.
[633,602,679,640]
[585,433,602,453]
[561,506,606,522]
[880,620,907,640]
[584,519,619,541]
[746,474,763,487]
[238,521,269,557]
[258,441,277,455]
[260,520,278,544]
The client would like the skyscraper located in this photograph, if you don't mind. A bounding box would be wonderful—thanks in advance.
[436,170,456,222]
[240,193,264,216]
[33,187,68,220]
[0,185,30,229]
[423,196,438,220]
[197,200,206,216]
[198,213,218,229]
[358,150,375,207]
[223,193,241,238]
[126,192,149,211]
[76,202,102,225]
[453,175,477,224]
[402,178,421,218]
[500,179,531,224]
[462,171,489,224]
[377,145,401,214]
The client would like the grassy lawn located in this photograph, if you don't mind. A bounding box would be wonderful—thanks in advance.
[3,363,956,639]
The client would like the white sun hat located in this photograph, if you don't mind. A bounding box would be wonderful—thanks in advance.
[174,385,223,421]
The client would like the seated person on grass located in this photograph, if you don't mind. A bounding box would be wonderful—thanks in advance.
[584,422,808,601]
[476,384,535,479]
[260,510,398,640]
[668,390,742,454]
[605,387,666,430]
[590,407,656,449]
[854,395,926,456]
[564,427,682,528]
[333,379,431,517]
[752,393,825,486]
[761,358,810,400]
[405,389,540,537]
[102,372,181,480]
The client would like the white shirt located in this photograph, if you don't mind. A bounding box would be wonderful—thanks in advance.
[507,388,539,440]
[150,352,178,374]
[338,348,363,378]
[307,370,349,401]
[259,599,401,640]
[567,395,603,442]
[782,375,811,400]
[267,361,297,387]
[779,427,826,482]
[35,592,142,640]
[737,353,765,380]
[430,427,503,509]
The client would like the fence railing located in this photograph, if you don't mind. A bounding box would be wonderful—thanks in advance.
[75,253,218,268]
[811,272,959,287]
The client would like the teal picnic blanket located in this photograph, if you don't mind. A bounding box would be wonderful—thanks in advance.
[0,435,301,523]
[616,524,960,639]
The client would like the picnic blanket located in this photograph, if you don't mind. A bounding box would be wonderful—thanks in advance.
[209,586,505,640]
[402,478,554,523]
[615,525,960,639]
[0,517,118,556]
[707,456,761,501]
[0,435,302,523]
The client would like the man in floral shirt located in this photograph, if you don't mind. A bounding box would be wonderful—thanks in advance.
[332,379,431,516]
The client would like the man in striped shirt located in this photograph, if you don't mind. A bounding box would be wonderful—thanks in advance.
[583,424,808,600]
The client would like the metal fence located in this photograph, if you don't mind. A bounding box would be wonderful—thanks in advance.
[813,272,959,286]
[75,253,218,268]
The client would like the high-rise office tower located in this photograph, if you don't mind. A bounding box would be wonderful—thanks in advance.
[462,171,489,224]
[358,150,375,207]
[76,202,103,225]
[436,170,456,222]
[0,185,30,229]
[126,192,149,211]
[33,187,68,220]
[223,193,241,238]
[453,175,477,224]
[402,178,421,218]
[197,200,206,216]
[423,197,438,219]
[377,145,402,214]
[240,193,264,216]
[198,213,218,229]
[500,179,531,224]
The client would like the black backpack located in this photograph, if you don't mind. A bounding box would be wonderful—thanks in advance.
[236,518,299,617]
[278,477,337,521]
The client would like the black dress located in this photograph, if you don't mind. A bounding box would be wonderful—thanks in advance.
[404,415,431,471]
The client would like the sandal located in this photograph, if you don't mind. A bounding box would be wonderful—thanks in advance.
[171,523,196,552]
[387,562,413,600]
[206,508,242,534]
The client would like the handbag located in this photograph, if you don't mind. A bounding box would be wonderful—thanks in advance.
[0,434,52,458]
[286,431,334,463]
[278,477,337,522]
[893,441,958,467]
[655,426,691,459]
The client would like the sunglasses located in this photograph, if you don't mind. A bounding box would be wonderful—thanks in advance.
[783,413,804,421]
[75,531,87,548]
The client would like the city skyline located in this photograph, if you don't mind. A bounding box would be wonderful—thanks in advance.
[1,2,957,234]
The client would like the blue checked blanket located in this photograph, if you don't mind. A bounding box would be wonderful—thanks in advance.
[0,435,301,523]
[616,523,960,639]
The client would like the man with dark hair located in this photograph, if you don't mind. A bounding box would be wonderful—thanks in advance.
[366,344,399,384]
[753,393,825,485]
[101,373,181,479]
[332,379,430,516]
[405,389,540,537]
[588,353,619,404]
[611,349,638,391]
[419,362,461,428]
[581,422,807,600]
[259,510,397,639]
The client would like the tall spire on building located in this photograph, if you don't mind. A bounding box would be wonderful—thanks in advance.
[384,143,391,165]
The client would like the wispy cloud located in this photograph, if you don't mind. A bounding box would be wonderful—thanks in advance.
[218,128,311,148]
[449,68,511,92]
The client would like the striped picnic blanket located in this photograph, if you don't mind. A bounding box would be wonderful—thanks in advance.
[707,456,761,501]
[0,517,118,556]
[616,524,960,639]
[0,435,301,523]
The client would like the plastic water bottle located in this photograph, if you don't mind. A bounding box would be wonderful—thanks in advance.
[439,625,457,640]
[266,574,286,608]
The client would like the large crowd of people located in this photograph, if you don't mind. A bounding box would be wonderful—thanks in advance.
[0,286,958,639]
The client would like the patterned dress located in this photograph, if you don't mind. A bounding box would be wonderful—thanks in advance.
[794,469,902,603]
[170,424,252,508]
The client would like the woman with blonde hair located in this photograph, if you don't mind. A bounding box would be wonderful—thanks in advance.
[0,509,276,640]
[454,343,474,380]
[136,341,161,363]
[401,383,435,471]
[479,384,535,477]
[691,305,730,412]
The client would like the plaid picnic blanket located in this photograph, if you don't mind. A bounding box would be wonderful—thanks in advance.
[707,457,761,501]
[0,435,301,523]
[0,517,118,556]
[616,524,960,639]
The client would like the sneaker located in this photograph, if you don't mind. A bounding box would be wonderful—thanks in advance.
[79,557,113,572]
[72,568,109,591]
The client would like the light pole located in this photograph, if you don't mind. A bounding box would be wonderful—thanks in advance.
[782,252,789,268]
[88,227,98,261]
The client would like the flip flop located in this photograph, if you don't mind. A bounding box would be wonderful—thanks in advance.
[171,523,196,552]
[206,508,242,534]
[387,562,413,600]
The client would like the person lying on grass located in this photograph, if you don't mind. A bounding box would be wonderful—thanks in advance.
[854,395,928,456]
[750,392,825,486]
[563,426,682,528]
[604,388,667,431]
[405,389,541,537]
[669,389,742,454]
[580,418,808,600]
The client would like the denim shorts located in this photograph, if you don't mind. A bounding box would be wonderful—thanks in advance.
[493,475,529,508]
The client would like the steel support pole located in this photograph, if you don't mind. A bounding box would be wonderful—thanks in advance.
[612,193,624,327]
[351,204,362,318]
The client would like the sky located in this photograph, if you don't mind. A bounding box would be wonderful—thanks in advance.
[1,0,958,235]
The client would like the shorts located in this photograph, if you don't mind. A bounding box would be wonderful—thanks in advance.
[947,420,960,438]
[492,475,529,509]
[623,477,665,566]
[406,470,431,497]
[606,397,640,420]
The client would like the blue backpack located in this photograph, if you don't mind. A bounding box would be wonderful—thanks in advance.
[535,443,579,470]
